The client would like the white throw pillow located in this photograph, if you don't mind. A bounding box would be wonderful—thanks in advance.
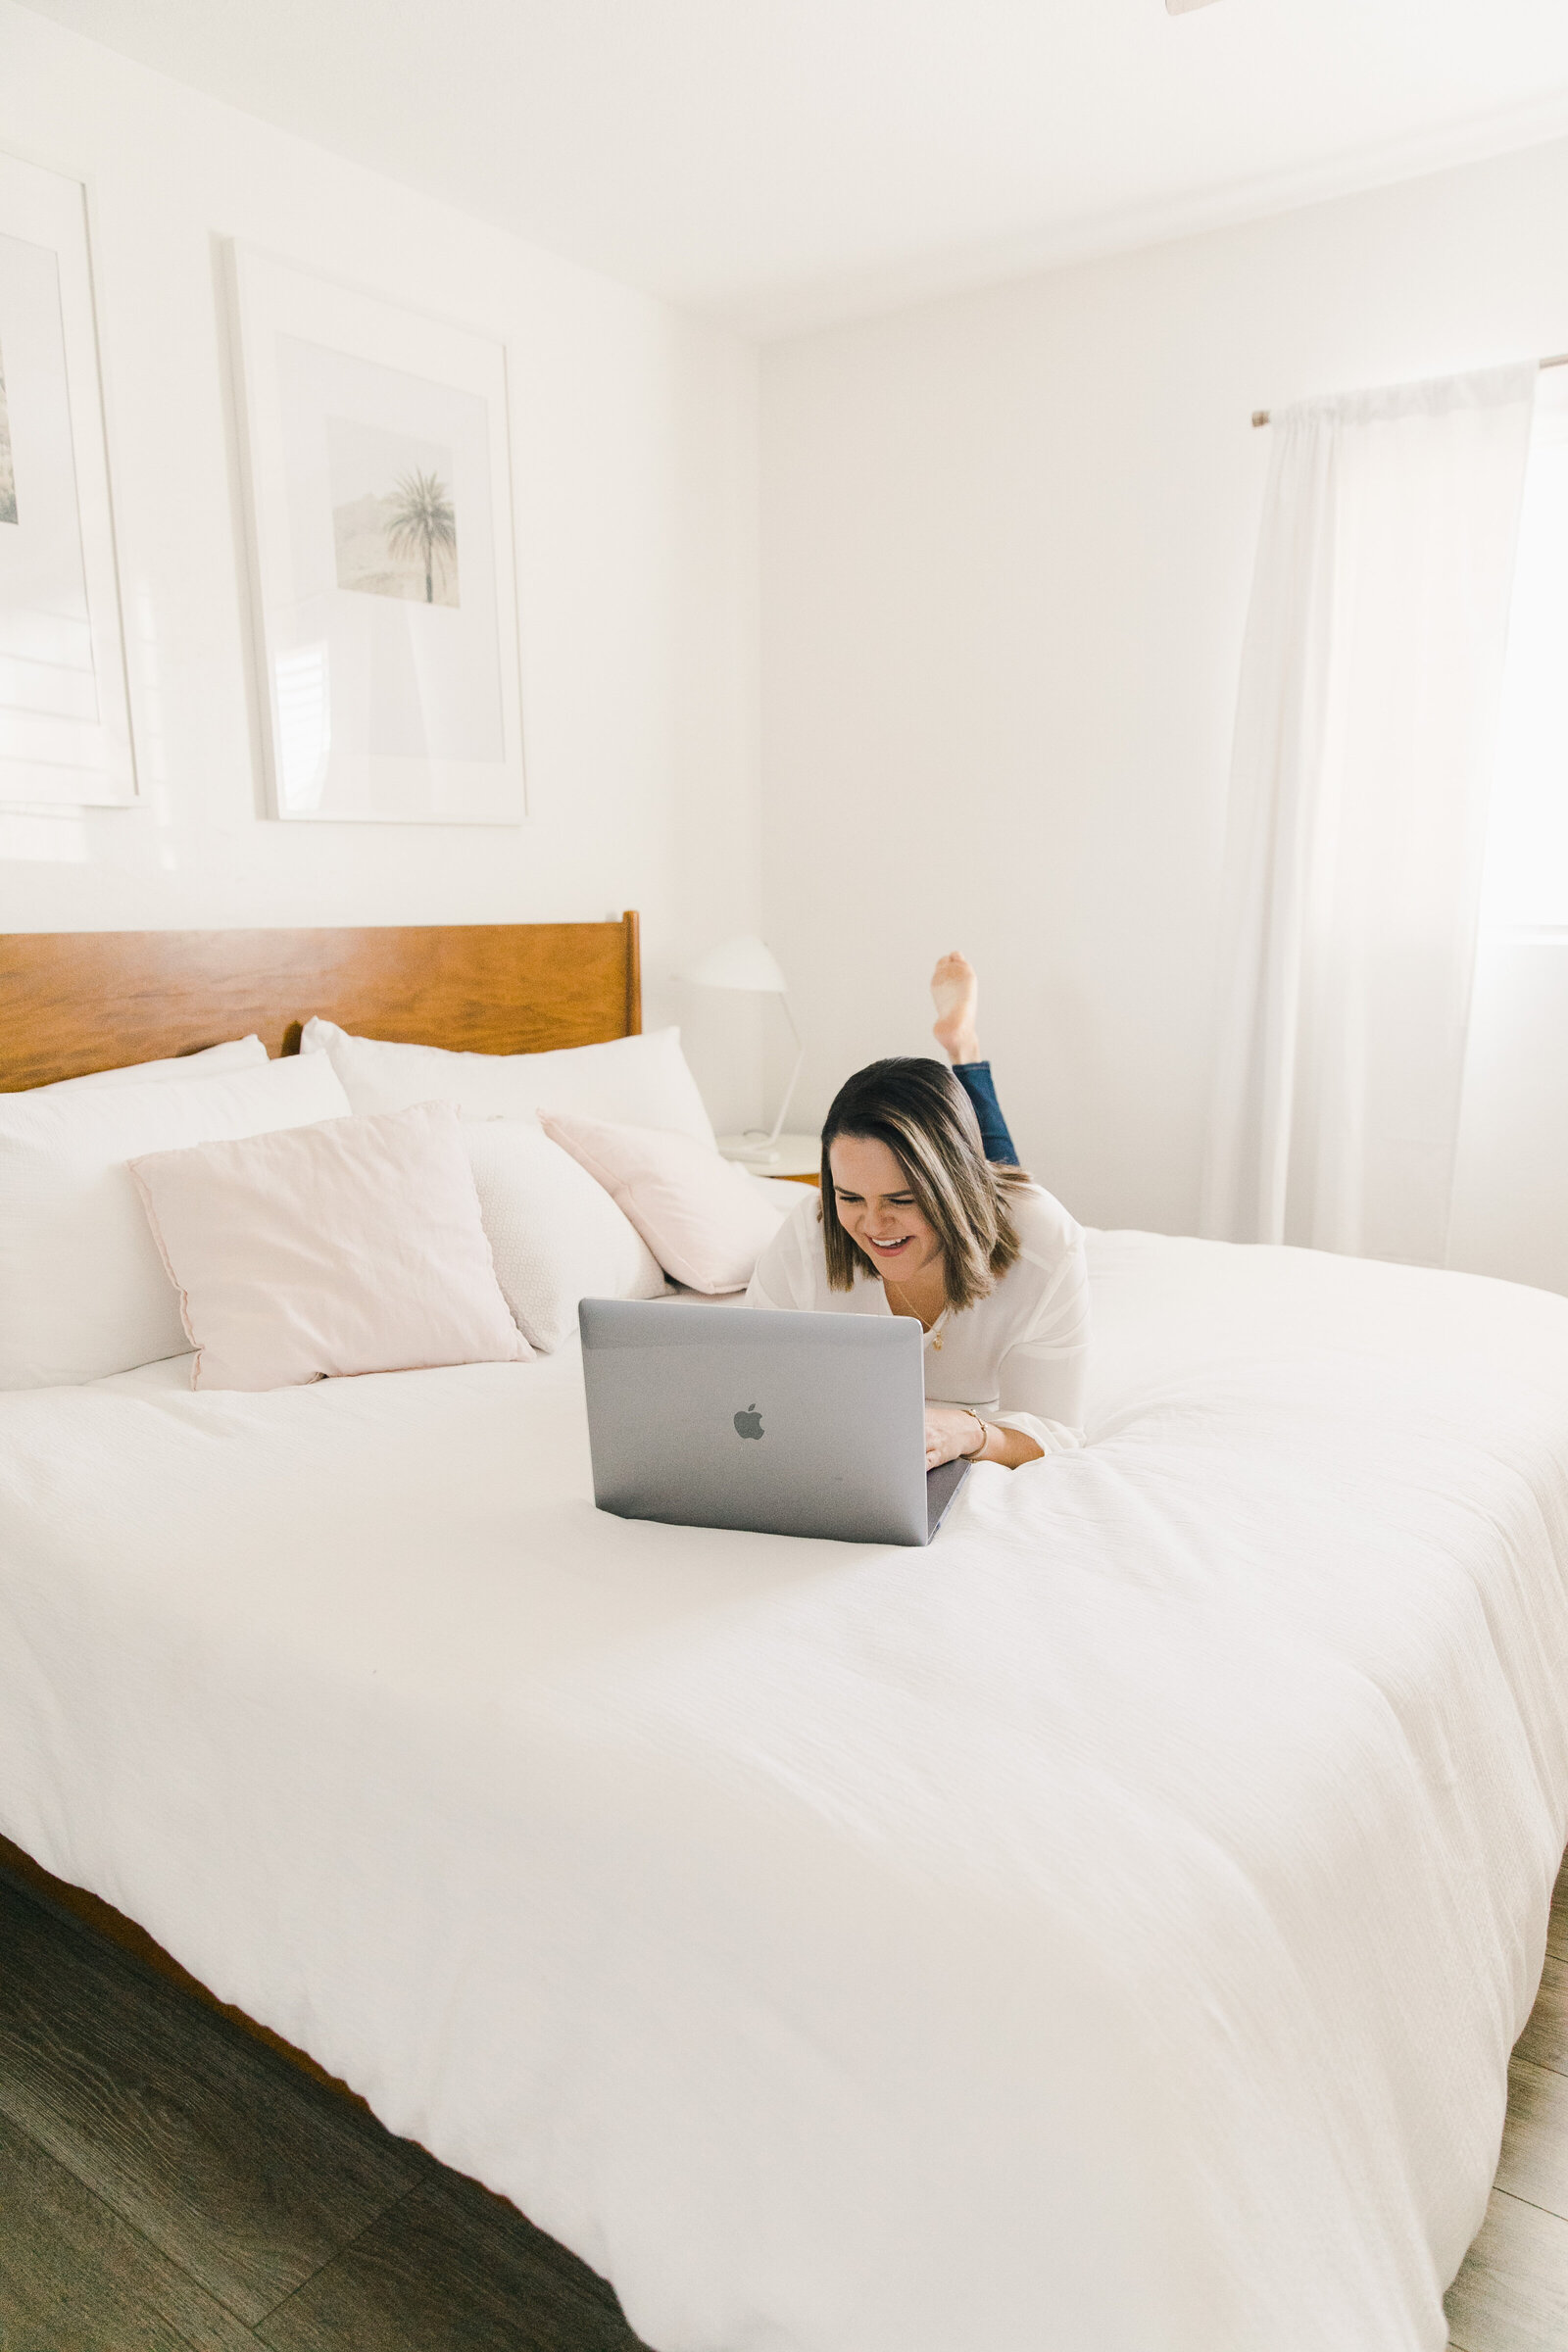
[0,1054,351,1389]
[300,1019,716,1149]
[539,1109,792,1294]
[20,1037,269,1097]
[130,1101,529,1393]
[462,1119,666,1352]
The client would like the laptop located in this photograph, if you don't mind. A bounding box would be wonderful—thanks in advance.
[579,1298,971,1546]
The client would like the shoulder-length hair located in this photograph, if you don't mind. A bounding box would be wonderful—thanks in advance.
[817,1057,1029,1311]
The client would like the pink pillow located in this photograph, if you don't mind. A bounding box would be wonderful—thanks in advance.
[538,1109,790,1294]
[130,1101,530,1391]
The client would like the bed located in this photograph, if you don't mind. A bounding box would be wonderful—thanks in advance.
[2,917,1566,2352]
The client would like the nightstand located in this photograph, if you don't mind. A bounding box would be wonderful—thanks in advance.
[717,1132,820,1185]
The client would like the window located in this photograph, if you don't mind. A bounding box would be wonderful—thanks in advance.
[1479,369,1568,937]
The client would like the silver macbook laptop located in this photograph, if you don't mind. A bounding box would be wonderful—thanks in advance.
[579,1298,970,1546]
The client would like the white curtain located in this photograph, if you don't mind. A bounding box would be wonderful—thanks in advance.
[1200,363,1537,1265]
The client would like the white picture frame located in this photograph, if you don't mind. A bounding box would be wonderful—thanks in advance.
[226,243,526,824]
[0,150,135,808]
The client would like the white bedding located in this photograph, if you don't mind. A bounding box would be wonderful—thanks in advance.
[2,1231,1567,2352]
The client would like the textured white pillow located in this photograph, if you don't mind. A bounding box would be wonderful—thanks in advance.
[462,1118,665,1352]
[300,1019,715,1148]
[21,1037,269,1097]
[131,1101,529,1393]
[0,1054,351,1389]
[539,1109,791,1294]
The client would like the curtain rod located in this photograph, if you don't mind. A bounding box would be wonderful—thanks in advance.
[1250,351,1568,428]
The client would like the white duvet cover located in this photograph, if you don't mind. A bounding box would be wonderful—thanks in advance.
[2,1232,1567,2352]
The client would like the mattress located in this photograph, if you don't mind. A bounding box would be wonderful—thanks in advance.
[1,1230,1566,2352]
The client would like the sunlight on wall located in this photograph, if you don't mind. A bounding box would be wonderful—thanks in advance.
[274,641,332,813]
[1480,373,1568,935]
[132,579,176,867]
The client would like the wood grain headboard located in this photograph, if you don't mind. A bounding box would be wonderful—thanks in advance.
[0,913,641,1093]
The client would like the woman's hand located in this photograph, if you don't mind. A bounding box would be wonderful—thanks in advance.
[925,1405,986,1469]
[924,1407,1046,1470]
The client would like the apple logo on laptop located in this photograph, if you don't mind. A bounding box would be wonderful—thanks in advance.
[733,1402,764,1441]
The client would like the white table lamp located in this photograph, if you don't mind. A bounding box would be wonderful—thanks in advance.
[682,934,806,1166]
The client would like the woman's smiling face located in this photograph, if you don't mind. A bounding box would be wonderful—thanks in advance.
[828,1133,944,1284]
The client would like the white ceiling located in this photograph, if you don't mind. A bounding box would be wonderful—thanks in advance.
[21,0,1568,334]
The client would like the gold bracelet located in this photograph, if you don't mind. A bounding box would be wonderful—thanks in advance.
[962,1409,989,1459]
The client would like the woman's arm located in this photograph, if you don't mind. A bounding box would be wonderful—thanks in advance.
[990,1226,1092,1451]
[925,1404,1042,1468]
[923,1215,1090,1470]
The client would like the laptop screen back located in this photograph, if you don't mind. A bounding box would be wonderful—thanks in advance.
[580,1299,934,1545]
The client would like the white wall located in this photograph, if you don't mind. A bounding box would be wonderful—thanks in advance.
[760,136,1568,1255]
[0,2,762,1127]
[11,6,1566,1237]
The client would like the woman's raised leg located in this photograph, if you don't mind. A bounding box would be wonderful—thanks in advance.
[931,953,1020,1166]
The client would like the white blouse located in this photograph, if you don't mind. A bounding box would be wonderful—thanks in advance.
[745,1183,1090,1453]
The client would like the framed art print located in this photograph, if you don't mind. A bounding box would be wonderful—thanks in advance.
[226,244,526,823]
[0,150,135,806]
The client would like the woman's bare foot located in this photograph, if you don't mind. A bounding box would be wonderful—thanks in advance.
[931,952,981,1065]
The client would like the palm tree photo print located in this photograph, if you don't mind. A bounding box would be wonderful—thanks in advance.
[327,416,460,606]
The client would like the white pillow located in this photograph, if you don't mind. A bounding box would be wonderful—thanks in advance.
[131,1101,529,1393]
[18,1037,269,1097]
[0,1054,352,1389]
[300,1019,715,1149]
[538,1110,792,1294]
[461,1119,666,1352]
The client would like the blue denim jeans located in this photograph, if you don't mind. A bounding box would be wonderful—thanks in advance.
[952,1060,1019,1166]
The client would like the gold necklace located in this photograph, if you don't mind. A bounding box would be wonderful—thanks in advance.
[884,1280,948,1350]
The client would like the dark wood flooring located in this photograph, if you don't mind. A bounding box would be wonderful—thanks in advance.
[0,1870,647,2351]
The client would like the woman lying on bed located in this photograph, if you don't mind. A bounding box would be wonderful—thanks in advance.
[746,956,1089,1468]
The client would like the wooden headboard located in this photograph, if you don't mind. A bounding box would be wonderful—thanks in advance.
[0,913,642,1093]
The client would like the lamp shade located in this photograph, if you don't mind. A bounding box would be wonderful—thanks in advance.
[681,933,789,995]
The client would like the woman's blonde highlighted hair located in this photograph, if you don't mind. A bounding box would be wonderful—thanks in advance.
[818,1057,1028,1311]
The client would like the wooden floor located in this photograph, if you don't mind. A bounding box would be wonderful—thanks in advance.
[3,1854,1567,2349]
